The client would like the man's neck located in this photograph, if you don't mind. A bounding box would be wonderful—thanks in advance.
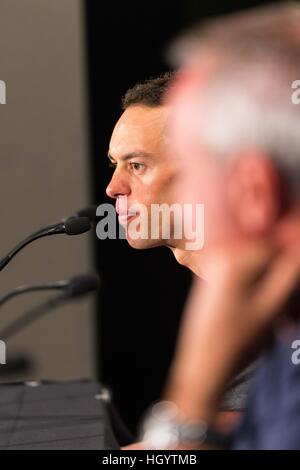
[170,246,206,279]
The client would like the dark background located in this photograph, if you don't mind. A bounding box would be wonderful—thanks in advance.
[84,0,283,434]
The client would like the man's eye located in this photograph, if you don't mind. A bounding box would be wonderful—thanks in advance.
[130,162,144,172]
[108,162,117,169]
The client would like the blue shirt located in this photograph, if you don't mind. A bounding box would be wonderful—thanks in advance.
[232,323,300,450]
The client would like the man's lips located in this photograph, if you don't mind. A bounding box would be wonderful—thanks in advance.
[116,199,139,224]
[117,211,139,225]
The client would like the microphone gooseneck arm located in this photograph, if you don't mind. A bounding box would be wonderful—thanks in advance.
[0,280,68,307]
[0,292,69,341]
[0,274,99,341]
[0,217,91,272]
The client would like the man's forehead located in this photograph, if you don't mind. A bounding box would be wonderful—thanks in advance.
[109,105,170,158]
[117,105,169,130]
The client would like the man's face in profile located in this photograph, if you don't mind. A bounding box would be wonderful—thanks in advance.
[106,104,184,249]
[168,62,287,254]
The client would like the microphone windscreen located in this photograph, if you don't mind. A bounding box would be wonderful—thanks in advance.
[64,217,91,235]
[67,274,100,298]
[76,206,98,222]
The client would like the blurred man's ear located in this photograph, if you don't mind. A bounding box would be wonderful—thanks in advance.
[227,151,283,234]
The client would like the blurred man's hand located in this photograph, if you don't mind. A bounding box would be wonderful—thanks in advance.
[165,238,300,425]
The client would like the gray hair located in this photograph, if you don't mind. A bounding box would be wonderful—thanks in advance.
[169,2,300,195]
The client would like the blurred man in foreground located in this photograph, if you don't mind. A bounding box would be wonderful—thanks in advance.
[160,2,300,449]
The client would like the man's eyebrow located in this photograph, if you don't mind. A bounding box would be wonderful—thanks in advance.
[107,152,116,163]
[107,151,153,162]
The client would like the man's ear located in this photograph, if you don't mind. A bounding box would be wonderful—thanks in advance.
[227,151,283,234]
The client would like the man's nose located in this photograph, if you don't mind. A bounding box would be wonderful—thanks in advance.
[106,169,130,199]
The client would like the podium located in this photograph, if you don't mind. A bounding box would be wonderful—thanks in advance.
[0,380,121,449]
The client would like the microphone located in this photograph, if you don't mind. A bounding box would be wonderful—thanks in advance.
[0,217,91,272]
[0,274,100,341]
[74,205,98,223]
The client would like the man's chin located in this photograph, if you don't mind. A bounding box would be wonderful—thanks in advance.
[126,237,165,250]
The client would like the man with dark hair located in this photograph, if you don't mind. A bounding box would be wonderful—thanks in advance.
[106,73,182,248]
[106,72,207,274]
